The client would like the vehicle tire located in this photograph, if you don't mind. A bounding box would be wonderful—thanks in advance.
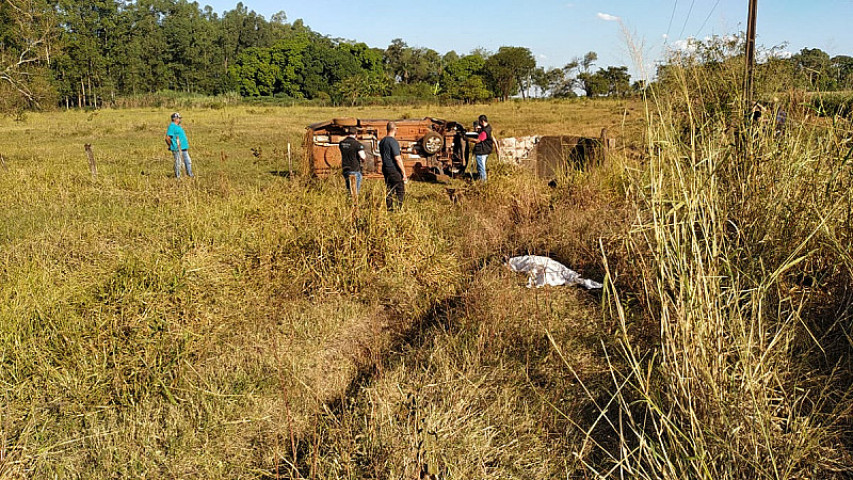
[332,117,358,127]
[324,147,342,168]
[421,131,444,155]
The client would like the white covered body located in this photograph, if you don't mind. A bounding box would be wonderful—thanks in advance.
[507,255,603,290]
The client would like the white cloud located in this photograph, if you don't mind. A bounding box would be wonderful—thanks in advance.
[566,3,575,7]
[538,54,548,59]
[597,12,620,22]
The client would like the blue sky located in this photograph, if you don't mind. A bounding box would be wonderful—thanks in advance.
[202,0,853,80]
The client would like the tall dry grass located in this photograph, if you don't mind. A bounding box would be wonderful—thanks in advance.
[577,54,853,478]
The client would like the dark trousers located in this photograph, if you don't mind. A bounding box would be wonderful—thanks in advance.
[383,171,405,211]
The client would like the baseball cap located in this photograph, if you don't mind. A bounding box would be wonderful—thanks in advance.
[171,112,182,119]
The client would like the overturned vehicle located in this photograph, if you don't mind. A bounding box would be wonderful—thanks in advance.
[304,117,471,179]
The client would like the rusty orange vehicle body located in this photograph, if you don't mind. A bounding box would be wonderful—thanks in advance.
[304,117,470,179]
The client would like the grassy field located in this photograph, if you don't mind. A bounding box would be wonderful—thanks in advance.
[0,99,641,478]
[3,90,852,478]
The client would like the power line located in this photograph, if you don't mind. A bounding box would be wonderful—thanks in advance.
[696,0,723,37]
[679,0,697,39]
[665,0,678,42]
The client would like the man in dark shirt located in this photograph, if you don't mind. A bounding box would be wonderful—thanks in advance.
[378,122,407,211]
[470,114,493,182]
[339,127,366,203]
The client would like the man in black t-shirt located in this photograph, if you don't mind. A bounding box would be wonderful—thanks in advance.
[339,127,366,203]
[378,122,407,211]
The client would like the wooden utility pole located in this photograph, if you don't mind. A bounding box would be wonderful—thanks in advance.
[744,0,759,114]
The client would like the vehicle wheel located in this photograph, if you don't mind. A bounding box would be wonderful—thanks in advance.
[332,117,358,127]
[324,147,342,168]
[421,131,444,155]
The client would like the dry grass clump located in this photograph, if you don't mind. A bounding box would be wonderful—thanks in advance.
[576,61,853,478]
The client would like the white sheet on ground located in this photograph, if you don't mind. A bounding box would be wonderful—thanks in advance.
[507,255,603,290]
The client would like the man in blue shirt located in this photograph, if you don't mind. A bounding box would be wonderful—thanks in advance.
[164,112,194,178]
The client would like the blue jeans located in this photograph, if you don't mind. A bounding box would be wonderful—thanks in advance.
[476,154,488,182]
[173,150,193,178]
[344,171,362,195]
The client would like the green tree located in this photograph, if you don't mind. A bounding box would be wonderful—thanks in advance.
[0,0,58,110]
[830,55,853,90]
[229,47,278,96]
[551,60,580,98]
[268,33,310,98]
[440,52,491,101]
[580,51,597,73]
[301,38,349,99]
[383,38,442,90]
[110,0,170,96]
[792,47,834,90]
[337,71,389,105]
[456,75,492,103]
[577,71,608,97]
[576,67,631,97]
[302,38,385,100]
[484,46,536,100]
[384,38,411,83]
[600,66,631,96]
[220,2,279,90]
[160,0,223,93]
[532,67,566,97]
[53,0,119,107]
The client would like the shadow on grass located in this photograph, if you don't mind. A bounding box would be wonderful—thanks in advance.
[269,170,298,178]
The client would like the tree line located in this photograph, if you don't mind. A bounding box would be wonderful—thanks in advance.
[657,36,853,93]
[0,0,644,110]
[3,1,852,112]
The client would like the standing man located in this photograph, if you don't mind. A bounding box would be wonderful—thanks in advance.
[471,114,493,182]
[379,122,407,211]
[339,127,366,204]
[165,112,194,178]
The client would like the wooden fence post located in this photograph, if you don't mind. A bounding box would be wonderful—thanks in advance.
[84,144,97,178]
[288,143,292,177]
[599,128,609,166]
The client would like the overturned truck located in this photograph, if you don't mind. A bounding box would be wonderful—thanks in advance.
[304,117,470,179]
[305,118,613,180]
